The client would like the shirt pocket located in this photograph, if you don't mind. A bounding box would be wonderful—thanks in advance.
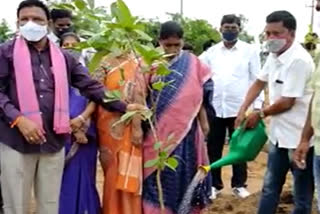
[271,79,284,97]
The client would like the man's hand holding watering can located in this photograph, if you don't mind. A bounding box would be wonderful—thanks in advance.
[235,109,265,129]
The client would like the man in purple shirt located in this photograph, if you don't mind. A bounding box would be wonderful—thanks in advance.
[0,1,143,214]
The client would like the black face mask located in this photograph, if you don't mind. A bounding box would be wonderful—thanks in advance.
[56,26,75,38]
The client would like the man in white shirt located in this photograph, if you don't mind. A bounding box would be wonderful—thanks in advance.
[236,11,314,214]
[200,14,263,199]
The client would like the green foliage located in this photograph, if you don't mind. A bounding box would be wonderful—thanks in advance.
[238,31,255,44]
[143,14,221,55]
[144,139,179,172]
[0,19,13,43]
[165,157,179,171]
[152,80,175,91]
[304,25,319,45]
[53,0,157,72]
[181,17,221,55]
[52,1,224,211]
[155,64,172,76]
[104,90,122,103]
[53,0,180,166]
[134,44,165,65]
[141,19,161,46]
[51,0,109,38]
[111,0,136,30]
[112,110,137,127]
[238,14,255,44]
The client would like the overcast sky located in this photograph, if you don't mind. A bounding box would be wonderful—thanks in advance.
[1,0,319,42]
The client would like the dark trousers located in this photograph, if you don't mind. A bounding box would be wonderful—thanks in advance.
[207,117,247,190]
[257,143,314,214]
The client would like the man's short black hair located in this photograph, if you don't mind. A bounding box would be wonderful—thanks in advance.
[17,0,50,20]
[51,8,72,22]
[159,21,184,40]
[266,10,297,31]
[221,14,241,27]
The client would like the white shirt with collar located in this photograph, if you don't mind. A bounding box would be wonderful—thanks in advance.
[47,32,60,46]
[200,40,264,118]
[47,32,93,66]
[258,42,315,149]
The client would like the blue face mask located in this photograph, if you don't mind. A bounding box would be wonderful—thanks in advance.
[222,31,238,42]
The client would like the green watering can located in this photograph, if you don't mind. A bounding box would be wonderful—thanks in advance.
[201,120,268,173]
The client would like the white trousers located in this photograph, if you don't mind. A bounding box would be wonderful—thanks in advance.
[0,143,64,214]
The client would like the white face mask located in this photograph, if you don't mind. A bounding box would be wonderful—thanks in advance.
[265,38,287,53]
[19,21,48,42]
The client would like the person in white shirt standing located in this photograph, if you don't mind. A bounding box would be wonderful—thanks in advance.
[235,11,314,214]
[200,14,264,199]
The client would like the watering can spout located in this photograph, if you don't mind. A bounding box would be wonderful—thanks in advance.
[209,153,241,170]
[199,121,268,178]
[199,154,241,173]
[205,120,268,171]
[198,165,211,174]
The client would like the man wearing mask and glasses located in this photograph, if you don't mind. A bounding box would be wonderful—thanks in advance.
[200,14,264,200]
[236,11,315,214]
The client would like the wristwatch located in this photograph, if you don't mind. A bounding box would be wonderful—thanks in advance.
[258,110,265,119]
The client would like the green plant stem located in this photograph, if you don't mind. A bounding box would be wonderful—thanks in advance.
[156,168,165,213]
[125,33,159,142]
[125,28,166,211]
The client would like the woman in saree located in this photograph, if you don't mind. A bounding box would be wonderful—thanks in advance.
[142,21,214,214]
[96,55,145,214]
[59,33,101,214]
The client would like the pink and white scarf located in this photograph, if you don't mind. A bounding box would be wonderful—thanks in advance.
[13,37,71,134]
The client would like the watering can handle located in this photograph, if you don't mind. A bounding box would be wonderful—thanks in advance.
[238,117,263,131]
[237,120,247,137]
[229,121,246,145]
[236,118,262,139]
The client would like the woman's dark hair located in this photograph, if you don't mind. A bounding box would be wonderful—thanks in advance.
[221,14,241,27]
[266,10,296,31]
[17,0,50,20]
[159,21,184,40]
[59,32,80,47]
[50,8,72,22]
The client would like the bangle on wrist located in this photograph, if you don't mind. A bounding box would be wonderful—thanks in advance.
[78,115,86,123]
[11,116,22,128]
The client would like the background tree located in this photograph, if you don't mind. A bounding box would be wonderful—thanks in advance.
[0,19,13,43]
[50,0,108,38]
[180,16,221,55]
[140,18,161,47]
[142,14,221,55]
[238,14,255,44]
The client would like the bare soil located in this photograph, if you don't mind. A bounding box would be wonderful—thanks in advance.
[29,146,317,214]
[204,148,318,214]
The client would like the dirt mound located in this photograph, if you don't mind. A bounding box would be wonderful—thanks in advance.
[205,191,317,214]
[203,149,318,214]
